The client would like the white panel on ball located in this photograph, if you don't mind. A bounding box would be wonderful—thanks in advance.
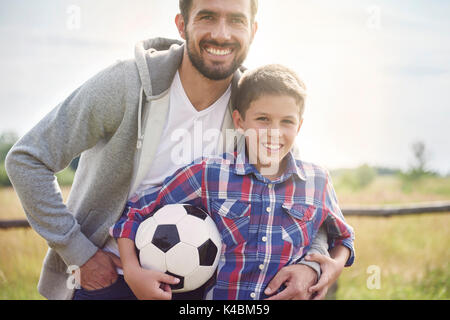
[135,216,157,250]
[139,243,167,273]
[153,204,187,225]
[177,214,209,247]
[184,266,216,292]
[165,242,199,277]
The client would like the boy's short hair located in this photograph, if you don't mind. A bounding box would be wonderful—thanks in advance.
[234,64,307,119]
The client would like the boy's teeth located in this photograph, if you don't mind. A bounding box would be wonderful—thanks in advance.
[263,144,282,150]
[205,47,232,56]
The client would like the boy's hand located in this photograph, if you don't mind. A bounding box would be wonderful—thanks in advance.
[124,265,180,300]
[305,253,346,300]
[264,264,317,300]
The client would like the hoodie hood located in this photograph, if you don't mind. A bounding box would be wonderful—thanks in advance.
[135,37,185,99]
[133,37,243,150]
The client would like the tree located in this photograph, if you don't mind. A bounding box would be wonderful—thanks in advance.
[411,141,427,175]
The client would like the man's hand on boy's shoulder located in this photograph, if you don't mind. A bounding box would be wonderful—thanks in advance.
[264,264,318,300]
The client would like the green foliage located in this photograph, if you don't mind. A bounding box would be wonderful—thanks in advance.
[56,167,76,186]
[335,164,377,191]
[0,163,11,187]
[398,169,438,193]
[0,131,18,163]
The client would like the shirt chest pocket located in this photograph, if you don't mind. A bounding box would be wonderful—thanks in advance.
[210,199,251,247]
[280,203,316,249]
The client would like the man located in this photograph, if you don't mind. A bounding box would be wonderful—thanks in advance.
[6,0,342,300]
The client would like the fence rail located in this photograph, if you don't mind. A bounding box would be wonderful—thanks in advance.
[342,201,450,217]
[1,202,450,229]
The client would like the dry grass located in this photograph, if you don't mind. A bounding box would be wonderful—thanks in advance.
[1,174,449,300]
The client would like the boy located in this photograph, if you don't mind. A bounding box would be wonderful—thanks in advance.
[110,64,355,300]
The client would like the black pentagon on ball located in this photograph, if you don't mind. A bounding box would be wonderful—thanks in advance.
[152,225,180,253]
[198,239,218,266]
[166,271,184,291]
[183,204,208,220]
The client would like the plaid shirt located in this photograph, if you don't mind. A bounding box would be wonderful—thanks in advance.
[111,143,355,300]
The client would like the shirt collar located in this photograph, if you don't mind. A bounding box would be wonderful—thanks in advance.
[233,136,307,182]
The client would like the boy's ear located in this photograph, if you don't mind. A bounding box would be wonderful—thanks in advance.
[297,118,304,134]
[232,110,244,132]
[175,14,186,40]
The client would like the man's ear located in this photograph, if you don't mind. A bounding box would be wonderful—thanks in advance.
[250,21,258,44]
[175,14,186,40]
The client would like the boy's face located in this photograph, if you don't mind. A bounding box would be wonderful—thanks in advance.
[176,0,257,80]
[233,94,303,177]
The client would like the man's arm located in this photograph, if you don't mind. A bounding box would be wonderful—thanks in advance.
[5,61,127,268]
[297,225,329,279]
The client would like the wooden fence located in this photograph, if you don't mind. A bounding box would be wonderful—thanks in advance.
[1,201,449,230]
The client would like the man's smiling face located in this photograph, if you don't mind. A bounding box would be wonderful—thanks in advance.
[178,0,257,80]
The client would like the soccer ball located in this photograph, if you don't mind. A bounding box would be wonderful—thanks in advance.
[135,204,222,293]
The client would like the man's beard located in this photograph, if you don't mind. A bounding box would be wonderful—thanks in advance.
[185,32,248,81]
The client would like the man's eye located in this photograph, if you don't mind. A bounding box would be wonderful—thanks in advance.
[201,15,214,21]
[257,117,269,121]
[231,18,244,24]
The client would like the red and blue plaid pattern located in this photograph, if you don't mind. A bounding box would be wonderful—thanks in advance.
[111,147,355,300]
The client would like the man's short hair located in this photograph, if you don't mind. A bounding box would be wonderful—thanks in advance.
[234,64,307,119]
[179,0,258,23]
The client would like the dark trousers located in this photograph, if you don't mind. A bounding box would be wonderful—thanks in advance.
[73,275,206,300]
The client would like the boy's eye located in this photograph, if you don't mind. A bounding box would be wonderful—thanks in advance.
[257,117,269,121]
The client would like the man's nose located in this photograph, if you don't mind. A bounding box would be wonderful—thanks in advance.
[211,19,232,42]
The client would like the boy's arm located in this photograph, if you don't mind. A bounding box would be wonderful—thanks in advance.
[110,161,206,299]
[110,160,206,242]
[321,171,355,266]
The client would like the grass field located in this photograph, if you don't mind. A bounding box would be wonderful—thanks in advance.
[1,175,449,300]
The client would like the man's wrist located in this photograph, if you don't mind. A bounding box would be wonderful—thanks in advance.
[297,259,321,280]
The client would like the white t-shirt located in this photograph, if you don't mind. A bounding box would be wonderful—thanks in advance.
[103,71,231,268]
[135,71,231,194]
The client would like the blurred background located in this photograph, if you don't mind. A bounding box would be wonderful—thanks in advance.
[0,0,449,299]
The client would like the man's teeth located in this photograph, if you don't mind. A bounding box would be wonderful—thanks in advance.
[205,47,232,56]
[263,144,282,151]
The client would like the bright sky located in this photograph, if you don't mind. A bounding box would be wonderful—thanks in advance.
[0,0,449,174]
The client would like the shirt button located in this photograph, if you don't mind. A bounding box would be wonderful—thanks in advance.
[268,184,273,189]
[266,207,272,213]
[262,236,268,242]
[250,292,256,299]
[259,264,265,271]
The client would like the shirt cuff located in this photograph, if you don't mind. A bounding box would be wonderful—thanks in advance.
[331,237,355,267]
[109,219,140,242]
